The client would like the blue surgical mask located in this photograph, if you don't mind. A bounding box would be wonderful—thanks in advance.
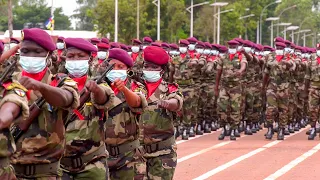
[56,42,64,50]
[132,46,140,53]
[228,48,237,54]
[188,44,195,51]
[179,47,187,54]
[169,51,176,55]
[275,50,284,56]
[211,50,219,55]
[143,70,161,82]
[106,70,127,82]
[65,60,89,77]
[19,55,47,73]
[203,49,211,55]
[97,51,107,59]
[244,47,251,53]
[196,48,204,54]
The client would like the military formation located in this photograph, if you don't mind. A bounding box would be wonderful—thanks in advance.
[0,26,320,180]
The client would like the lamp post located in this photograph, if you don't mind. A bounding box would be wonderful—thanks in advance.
[152,0,161,41]
[266,17,280,47]
[137,0,139,39]
[286,26,299,44]
[276,5,297,36]
[297,17,312,44]
[240,14,255,40]
[259,0,282,44]
[115,0,118,42]
[296,29,311,46]
[273,22,292,39]
[210,2,229,44]
[186,1,209,37]
[213,8,233,43]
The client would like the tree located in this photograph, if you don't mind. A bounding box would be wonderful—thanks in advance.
[73,0,97,31]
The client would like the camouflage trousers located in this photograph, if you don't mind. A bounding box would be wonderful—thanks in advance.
[61,157,108,180]
[17,176,61,180]
[266,88,290,128]
[145,148,177,180]
[191,83,200,125]
[197,82,208,124]
[217,85,242,128]
[0,165,16,180]
[180,86,196,126]
[308,85,320,126]
[203,82,217,123]
[295,82,306,122]
[108,149,145,180]
[287,83,297,124]
[245,82,262,123]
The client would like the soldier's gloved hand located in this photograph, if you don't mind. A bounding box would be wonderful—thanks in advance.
[157,100,170,109]
[86,80,101,94]
[112,78,126,92]
[19,76,42,91]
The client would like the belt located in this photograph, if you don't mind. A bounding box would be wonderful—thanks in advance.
[13,161,59,176]
[176,79,194,85]
[0,157,10,168]
[61,145,106,169]
[143,136,175,154]
[106,139,140,157]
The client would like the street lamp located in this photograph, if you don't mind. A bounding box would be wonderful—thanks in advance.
[152,0,161,41]
[297,29,311,46]
[286,26,299,43]
[210,2,229,44]
[266,17,280,47]
[259,0,282,44]
[276,5,297,36]
[213,8,233,43]
[297,17,312,44]
[240,14,255,40]
[186,1,209,37]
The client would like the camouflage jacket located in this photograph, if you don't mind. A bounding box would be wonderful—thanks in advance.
[132,52,144,73]
[172,54,194,86]
[305,57,320,87]
[51,49,67,75]
[203,55,219,82]
[192,54,207,83]
[0,81,29,158]
[11,69,80,165]
[246,54,262,84]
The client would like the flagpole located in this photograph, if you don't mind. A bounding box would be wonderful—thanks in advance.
[51,0,54,35]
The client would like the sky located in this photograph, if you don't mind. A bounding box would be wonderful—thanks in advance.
[45,0,78,28]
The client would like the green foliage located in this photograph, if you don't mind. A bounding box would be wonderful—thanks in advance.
[73,0,97,31]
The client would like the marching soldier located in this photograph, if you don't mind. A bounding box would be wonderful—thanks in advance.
[186,37,197,59]
[142,37,153,50]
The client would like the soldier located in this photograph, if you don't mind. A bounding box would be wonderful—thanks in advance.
[55,37,68,74]
[101,38,109,45]
[263,41,294,140]
[139,46,183,180]
[216,40,247,140]
[186,37,197,59]
[142,37,153,50]
[131,39,143,62]
[168,43,179,57]
[89,38,100,60]
[110,42,120,49]
[127,45,133,56]
[10,28,80,179]
[103,48,147,180]
[161,43,170,53]
[120,44,128,52]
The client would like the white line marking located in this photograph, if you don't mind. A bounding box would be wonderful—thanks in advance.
[176,129,222,145]
[193,129,305,180]
[264,142,320,180]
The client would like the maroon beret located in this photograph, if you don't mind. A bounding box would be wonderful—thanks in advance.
[10,37,20,44]
[144,46,169,65]
[274,37,285,43]
[0,41,3,53]
[101,38,109,44]
[132,39,142,45]
[302,47,308,53]
[161,43,170,49]
[218,45,228,53]
[275,42,286,48]
[108,48,133,67]
[204,42,212,49]
[234,38,244,44]
[127,45,132,50]
[187,37,198,43]
[90,38,100,44]
[57,36,65,41]
[291,44,296,49]
[120,44,129,51]
[264,45,273,51]
[228,40,239,45]
[169,43,179,50]
[110,42,120,49]
[151,42,161,47]
[196,41,205,48]
[243,40,253,47]
[97,43,110,49]
[255,44,263,51]
[22,28,55,51]
[211,44,220,49]
[310,48,316,53]
[143,36,153,43]
[284,40,292,46]
[65,38,97,53]
[179,39,190,46]
[294,46,303,51]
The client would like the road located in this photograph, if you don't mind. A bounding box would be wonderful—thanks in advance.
[174,127,320,180]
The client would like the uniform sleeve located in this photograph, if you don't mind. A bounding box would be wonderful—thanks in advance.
[216,58,223,70]
[264,61,270,75]
[241,54,248,66]
[167,85,183,112]
[60,78,80,111]
[305,63,311,80]
[130,82,148,113]
[91,83,115,109]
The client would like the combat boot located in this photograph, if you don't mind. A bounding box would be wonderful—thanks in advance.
[294,122,300,131]
[256,123,262,131]
[174,126,180,139]
[284,126,290,135]
[204,122,211,133]
[239,121,244,132]
[251,123,257,133]
[245,124,252,135]
[265,124,274,140]
[235,127,240,137]
[211,122,217,131]
[218,127,226,140]
[230,129,236,140]
[274,122,279,133]
[182,128,189,140]
[201,120,206,131]
[308,127,316,140]
[277,128,285,140]
[288,123,294,133]
[300,119,306,128]
[189,125,196,137]
[225,124,231,136]
[196,124,203,135]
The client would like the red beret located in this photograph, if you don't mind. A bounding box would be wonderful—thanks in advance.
[144,46,169,65]
[234,38,244,44]
[10,37,20,44]
[243,40,253,47]
[187,37,198,43]
[228,40,239,45]
[291,44,296,49]
[110,42,120,49]
[132,39,142,45]
[58,36,65,41]
[179,39,190,46]
[218,45,228,53]
[274,37,285,43]
[22,28,55,51]
[275,42,286,48]
[211,44,220,49]
[264,45,274,51]
[196,41,205,48]
[161,43,170,49]
[108,48,133,67]
[127,45,132,50]
[97,43,110,49]
[204,42,212,49]
[120,44,129,51]
[151,42,161,47]
[0,42,3,53]
[101,38,109,44]
[169,43,179,50]
[295,46,303,51]
[256,44,263,51]
[65,38,97,54]
[143,36,153,43]
[311,48,316,53]
[301,47,308,53]
[90,38,100,44]
[284,40,292,46]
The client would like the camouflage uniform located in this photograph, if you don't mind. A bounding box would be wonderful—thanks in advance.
[140,80,183,180]
[51,50,67,75]
[132,52,144,78]
[0,81,29,180]
[106,81,148,180]
[61,78,115,180]
[11,69,80,179]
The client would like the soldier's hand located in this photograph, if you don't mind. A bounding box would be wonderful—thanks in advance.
[19,76,42,91]
[112,78,126,92]
[86,80,100,94]
[158,100,170,109]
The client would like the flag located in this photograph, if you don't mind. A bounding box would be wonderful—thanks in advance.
[45,15,54,30]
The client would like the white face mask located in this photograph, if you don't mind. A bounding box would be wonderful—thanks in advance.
[296,52,302,56]
[56,42,64,50]
[237,46,243,51]
[188,44,195,51]
[65,60,89,77]
[131,46,140,53]
[143,70,162,82]
[317,50,320,57]
[275,49,284,56]
[203,49,211,55]
[306,54,311,58]
[179,47,187,54]
[244,47,251,53]
[264,51,271,56]
[106,70,127,82]
[284,48,291,53]
[175,51,180,56]
[97,51,107,59]
[211,50,219,56]
[169,51,176,56]
[196,48,204,54]
[19,55,47,74]
[228,48,237,54]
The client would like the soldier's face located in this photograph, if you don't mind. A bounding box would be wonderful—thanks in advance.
[20,40,49,57]
[108,59,128,70]
[143,61,162,71]
[66,48,90,60]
